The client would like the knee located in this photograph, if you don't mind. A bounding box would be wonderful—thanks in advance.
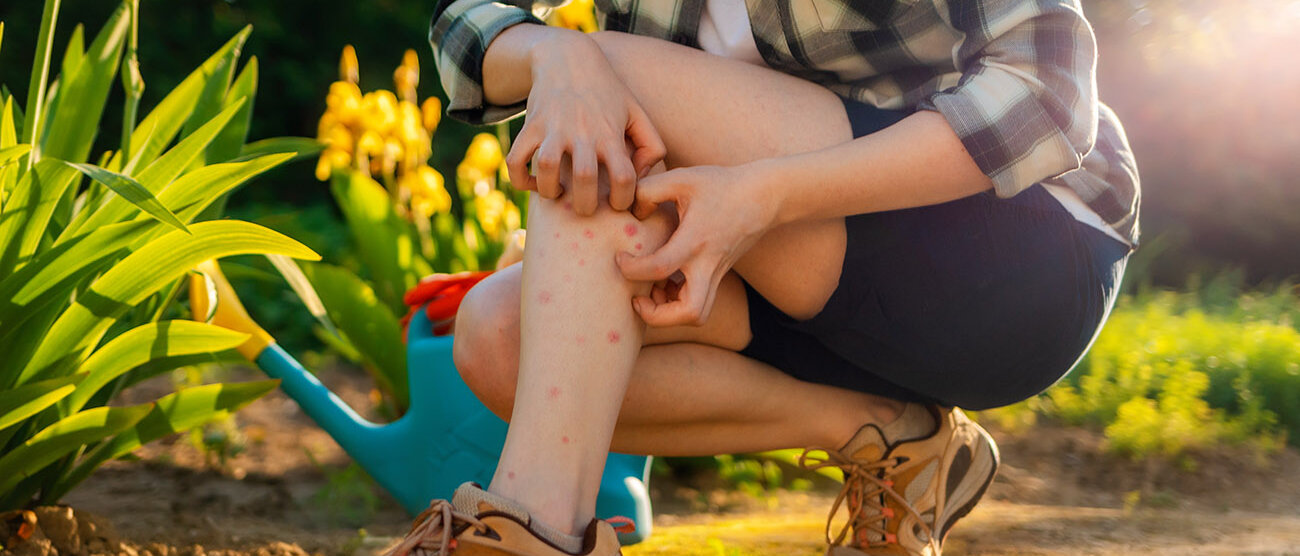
[452,268,521,419]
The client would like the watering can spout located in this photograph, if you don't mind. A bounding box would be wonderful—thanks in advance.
[189,261,383,448]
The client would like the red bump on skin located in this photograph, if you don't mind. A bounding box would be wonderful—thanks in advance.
[569,242,580,251]
[635,243,643,251]
[624,223,638,237]
[553,232,561,239]
[575,335,586,345]
[538,291,553,304]
[548,386,561,399]
[608,330,621,343]
[564,202,573,210]
[578,259,585,266]
[563,274,572,283]
[562,436,570,444]
[508,471,516,479]
[583,229,595,239]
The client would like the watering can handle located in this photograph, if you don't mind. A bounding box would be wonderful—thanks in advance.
[189,260,276,361]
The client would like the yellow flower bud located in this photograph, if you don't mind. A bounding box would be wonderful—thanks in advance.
[315,154,333,181]
[363,90,400,133]
[421,97,442,133]
[358,130,385,156]
[394,49,421,102]
[465,133,504,173]
[339,45,359,84]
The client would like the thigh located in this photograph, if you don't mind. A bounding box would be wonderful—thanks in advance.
[593,31,856,319]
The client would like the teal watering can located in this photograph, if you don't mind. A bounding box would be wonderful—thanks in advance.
[190,262,653,544]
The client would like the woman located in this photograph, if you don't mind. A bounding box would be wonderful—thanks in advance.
[386,1,1138,555]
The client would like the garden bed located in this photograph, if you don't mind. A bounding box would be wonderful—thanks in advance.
[9,364,1300,556]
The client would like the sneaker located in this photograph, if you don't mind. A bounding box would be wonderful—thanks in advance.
[383,483,628,556]
[800,406,999,556]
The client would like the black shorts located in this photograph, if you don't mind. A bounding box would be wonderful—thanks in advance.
[737,98,1131,410]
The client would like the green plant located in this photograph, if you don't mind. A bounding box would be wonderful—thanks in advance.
[985,286,1299,461]
[0,0,318,510]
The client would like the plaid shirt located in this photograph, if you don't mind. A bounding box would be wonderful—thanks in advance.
[430,0,1139,245]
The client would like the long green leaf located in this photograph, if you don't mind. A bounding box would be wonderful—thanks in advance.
[180,26,251,157]
[266,254,337,337]
[301,262,408,409]
[64,321,248,413]
[0,220,150,331]
[332,171,424,313]
[208,56,257,164]
[21,0,61,163]
[0,144,31,166]
[59,24,86,83]
[51,380,278,502]
[145,152,294,227]
[39,3,129,164]
[19,220,319,384]
[60,161,188,232]
[0,404,151,494]
[237,137,323,163]
[0,374,83,433]
[120,27,251,172]
[1,96,17,149]
[0,158,80,275]
[62,101,244,238]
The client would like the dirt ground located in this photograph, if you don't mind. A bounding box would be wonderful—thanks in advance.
[14,365,1300,555]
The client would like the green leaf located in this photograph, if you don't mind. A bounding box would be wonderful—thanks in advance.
[59,161,188,232]
[265,254,336,338]
[0,220,150,332]
[237,137,323,163]
[301,262,408,410]
[22,0,62,156]
[1,96,18,149]
[0,404,151,494]
[207,56,257,164]
[64,321,248,413]
[51,380,278,501]
[331,171,424,313]
[39,4,129,164]
[0,158,81,275]
[0,144,31,166]
[144,153,294,229]
[122,27,251,171]
[59,24,86,81]
[62,101,245,238]
[0,374,83,433]
[181,26,251,159]
[19,220,319,384]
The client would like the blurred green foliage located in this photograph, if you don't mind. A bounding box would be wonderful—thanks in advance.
[987,278,1300,461]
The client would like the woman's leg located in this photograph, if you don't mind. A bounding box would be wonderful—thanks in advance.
[455,32,916,536]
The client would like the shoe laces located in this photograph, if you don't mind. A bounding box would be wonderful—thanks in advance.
[383,500,487,556]
[798,448,938,555]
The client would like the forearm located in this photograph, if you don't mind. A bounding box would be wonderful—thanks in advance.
[482,23,597,106]
[759,110,993,226]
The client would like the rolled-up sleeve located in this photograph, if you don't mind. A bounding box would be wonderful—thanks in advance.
[429,1,556,124]
[918,0,1099,197]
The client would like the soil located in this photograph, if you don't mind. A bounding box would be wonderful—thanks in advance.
[9,364,1300,555]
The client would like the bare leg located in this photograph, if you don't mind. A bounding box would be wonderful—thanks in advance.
[462,32,907,536]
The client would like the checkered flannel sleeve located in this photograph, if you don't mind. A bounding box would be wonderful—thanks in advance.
[918,0,1099,198]
[430,0,562,124]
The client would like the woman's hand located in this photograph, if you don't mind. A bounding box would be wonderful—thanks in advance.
[615,164,778,326]
[504,31,666,216]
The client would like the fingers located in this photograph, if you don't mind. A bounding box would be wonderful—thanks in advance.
[505,127,541,192]
[616,230,693,282]
[631,266,713,327]
[630,171,683,220]
[571,145,599,216]
[602,140,637,212]
[626,103,667,178]
[534,139,565,200]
